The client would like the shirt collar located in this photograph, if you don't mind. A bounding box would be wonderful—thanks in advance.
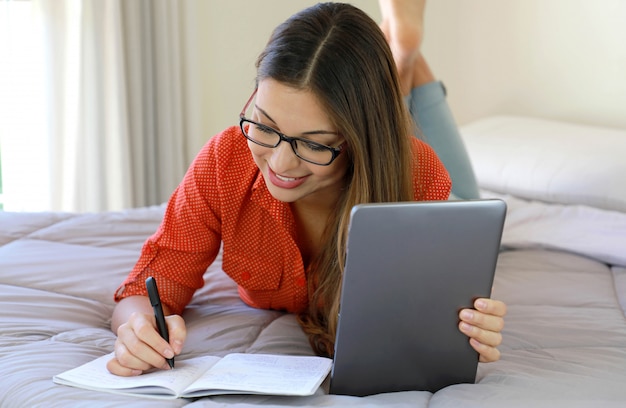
[251,171,297,237]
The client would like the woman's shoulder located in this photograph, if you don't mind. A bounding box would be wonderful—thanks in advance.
[200,125,251,157]
[186,126,259,191]
[409,137,452,200]
[194,126,256,169]
[410,137,441,168]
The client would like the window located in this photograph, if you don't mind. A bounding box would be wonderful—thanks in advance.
[0,0,48,211]
[0,144,3,211]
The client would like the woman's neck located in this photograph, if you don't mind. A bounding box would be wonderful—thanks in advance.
[290,193,340,267]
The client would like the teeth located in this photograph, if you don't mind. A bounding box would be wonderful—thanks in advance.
[276,174,298,182]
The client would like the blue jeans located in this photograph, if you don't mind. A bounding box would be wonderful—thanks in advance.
[406,81,479,200]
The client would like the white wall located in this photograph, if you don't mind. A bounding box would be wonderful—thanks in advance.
[185,0,626,154]
[422,0,626,129]
[183,0,379,154]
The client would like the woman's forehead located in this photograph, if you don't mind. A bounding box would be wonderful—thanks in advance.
[254,79,336,133]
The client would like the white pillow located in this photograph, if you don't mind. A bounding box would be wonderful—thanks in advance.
[460,115,626,213]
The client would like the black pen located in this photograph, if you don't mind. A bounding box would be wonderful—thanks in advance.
[146,276,175,369]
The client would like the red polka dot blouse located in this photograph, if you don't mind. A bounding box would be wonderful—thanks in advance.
[114,126,451,314]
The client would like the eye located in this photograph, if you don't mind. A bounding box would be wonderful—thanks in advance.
[253,123,276,135]
[299,140,329,152]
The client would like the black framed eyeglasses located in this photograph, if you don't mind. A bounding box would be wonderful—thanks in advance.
[239,89,345,166]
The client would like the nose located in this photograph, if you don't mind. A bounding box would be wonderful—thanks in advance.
[269,140,300,172]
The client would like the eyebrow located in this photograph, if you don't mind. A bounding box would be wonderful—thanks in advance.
[254,105,339,136]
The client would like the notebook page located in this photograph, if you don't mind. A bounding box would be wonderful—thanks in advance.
[53,352,220,398]
[184,353,332,397]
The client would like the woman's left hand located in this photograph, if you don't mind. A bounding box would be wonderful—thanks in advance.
[458,298,507,363]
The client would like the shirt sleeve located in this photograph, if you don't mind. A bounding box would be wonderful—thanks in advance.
[114,137,224,315]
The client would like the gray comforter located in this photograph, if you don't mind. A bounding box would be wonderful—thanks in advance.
[1,192,625,407]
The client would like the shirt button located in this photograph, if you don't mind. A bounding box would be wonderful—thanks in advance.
[241,271,251,281]
[295,277,306,287]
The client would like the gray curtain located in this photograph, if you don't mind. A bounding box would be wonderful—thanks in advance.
[36,0,194,212]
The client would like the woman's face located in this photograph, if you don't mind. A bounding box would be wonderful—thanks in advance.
[246,79,349,206]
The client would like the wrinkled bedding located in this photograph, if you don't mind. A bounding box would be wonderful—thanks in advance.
[1,192,625,408]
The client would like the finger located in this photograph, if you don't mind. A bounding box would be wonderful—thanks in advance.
[165,314,186,355]
[474,340,501,363]
[459,317,503,346]
[112,339,155,374]
[135,314,177,362]
[106,355,143,377]
[475,298,507,318]
[115,329,169,372]
[118,314,174,369]
[459,308,505,333]
[470,338,501,363]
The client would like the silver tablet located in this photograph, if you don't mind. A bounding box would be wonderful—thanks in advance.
[329,199,507,396]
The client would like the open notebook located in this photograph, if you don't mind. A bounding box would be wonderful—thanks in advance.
[54,352,332,399]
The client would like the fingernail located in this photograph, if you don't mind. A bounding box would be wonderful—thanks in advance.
[476,299,487,310]
[461,310,474,320]
[460,322,472,333]
[164,349,174,359]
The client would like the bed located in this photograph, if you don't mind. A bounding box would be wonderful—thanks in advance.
[1,116,625,407]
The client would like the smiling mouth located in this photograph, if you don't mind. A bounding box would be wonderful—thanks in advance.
[267,167,308,190]
[275,173,299,182]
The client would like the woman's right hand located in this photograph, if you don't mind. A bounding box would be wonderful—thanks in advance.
[107,310,186,376]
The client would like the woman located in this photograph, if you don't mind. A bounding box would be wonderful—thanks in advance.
[107,2,505,377]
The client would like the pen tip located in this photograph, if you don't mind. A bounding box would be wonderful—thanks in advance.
[167,359,175,369]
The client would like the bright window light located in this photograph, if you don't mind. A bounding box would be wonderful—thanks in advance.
[0,0,50,211]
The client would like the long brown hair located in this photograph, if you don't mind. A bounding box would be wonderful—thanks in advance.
[255,2,414,357]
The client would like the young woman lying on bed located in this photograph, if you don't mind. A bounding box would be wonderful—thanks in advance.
[107,1,507,376]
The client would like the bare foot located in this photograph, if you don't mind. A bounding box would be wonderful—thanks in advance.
[379,0,427,94]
